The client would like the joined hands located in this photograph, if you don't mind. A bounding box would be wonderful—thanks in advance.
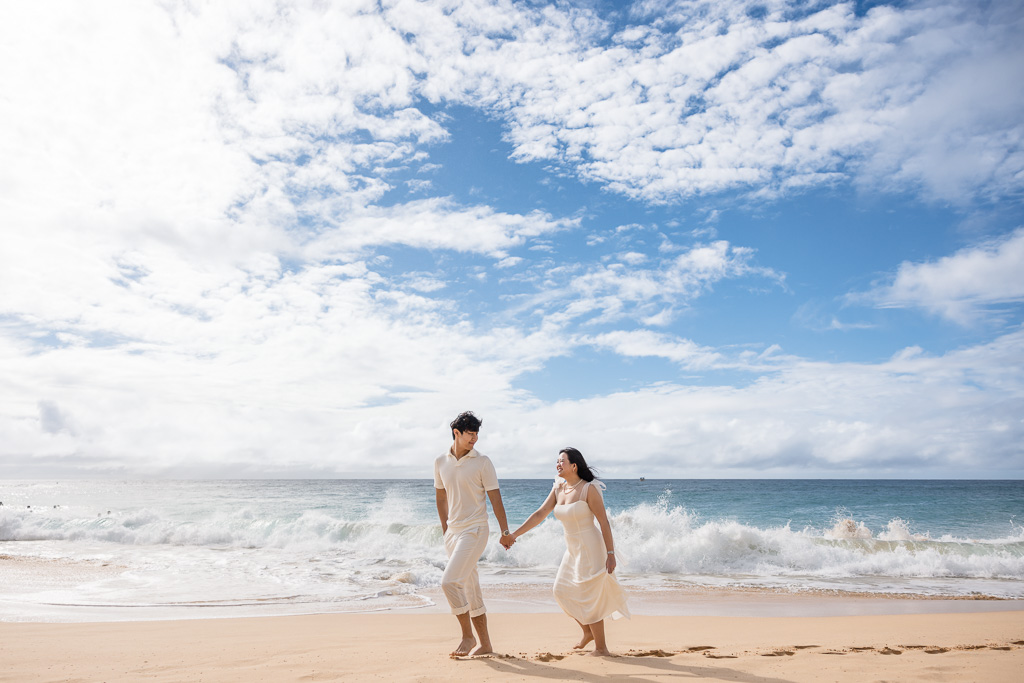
[499,532,516,550]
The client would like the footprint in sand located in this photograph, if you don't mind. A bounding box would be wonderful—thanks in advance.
[686,646,715,652]
[793,645,819,650]
[536,652,565,662]
[990,646,1012,651]
[761,650,795,657]
[628,649,673,657]
[705,654,738,659]
[878,647,902,655]
[924,648,949,654]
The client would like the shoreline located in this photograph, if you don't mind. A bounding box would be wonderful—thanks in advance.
[3,551,1022,622]
[4,581,1022,625]
[2,610,1021,682]
[423,584,1024,619]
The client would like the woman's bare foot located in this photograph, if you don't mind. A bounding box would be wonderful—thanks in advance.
[587,648,612,657]
[450,637,477,657]
[573,633,594,650]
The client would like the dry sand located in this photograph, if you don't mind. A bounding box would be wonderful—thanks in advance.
[2,609,1022,682]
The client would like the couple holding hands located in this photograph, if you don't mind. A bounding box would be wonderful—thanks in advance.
[434,411,630,658]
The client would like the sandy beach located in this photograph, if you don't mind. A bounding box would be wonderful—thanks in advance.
[3,607,1022,682]
[3,479,1023,681]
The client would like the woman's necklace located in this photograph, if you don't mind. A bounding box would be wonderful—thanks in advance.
[563,479,583,492]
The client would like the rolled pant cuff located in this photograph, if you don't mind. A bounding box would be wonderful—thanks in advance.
[469,606,487,618]
[450,603,470,616]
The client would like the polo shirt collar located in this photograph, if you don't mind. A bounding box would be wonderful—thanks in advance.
[449,447,478,459]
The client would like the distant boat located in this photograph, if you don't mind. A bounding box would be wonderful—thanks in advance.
[639,477,645,481]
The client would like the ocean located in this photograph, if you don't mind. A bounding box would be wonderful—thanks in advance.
[1,479,1022,622]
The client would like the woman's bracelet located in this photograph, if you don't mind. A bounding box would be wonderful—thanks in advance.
[607,550,614,555]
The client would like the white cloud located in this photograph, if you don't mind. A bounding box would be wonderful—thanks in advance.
[56,0,1010,212]
[5,311,1021,478]
[1,1,1022,480]
[496,256,524,269]
[304,198,575,260]
[857,228,1024,325]
[793,300,877,333]
[0,255,574,475]
[544,240,783,325]
[586,330,725,370]
[405,178,434,193]
[435,0,1024,203]
[402,273,447,292]
[618,251,648,265]
[585,329,800,372]
[490,328,1024,478]
[6,0,1015,242]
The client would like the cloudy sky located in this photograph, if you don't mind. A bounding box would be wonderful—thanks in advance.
[2,0,1022,479]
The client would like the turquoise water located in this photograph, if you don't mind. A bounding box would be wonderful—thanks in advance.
[1,479,1022,621]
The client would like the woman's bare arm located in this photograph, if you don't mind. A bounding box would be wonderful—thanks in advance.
[510,488,558,540]
[587,485,617,574]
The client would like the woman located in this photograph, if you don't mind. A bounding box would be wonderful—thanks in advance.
[509,448,630,656]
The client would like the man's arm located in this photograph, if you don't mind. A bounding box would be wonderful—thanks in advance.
[486,488,510,538]
[435,487,449,534]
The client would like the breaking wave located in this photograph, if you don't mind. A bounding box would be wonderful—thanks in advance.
[4,495,1022,597]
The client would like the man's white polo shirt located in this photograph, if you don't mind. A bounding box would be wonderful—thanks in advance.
[434,448,500,533]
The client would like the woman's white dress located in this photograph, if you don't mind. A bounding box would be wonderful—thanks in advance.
[551,481,630,624]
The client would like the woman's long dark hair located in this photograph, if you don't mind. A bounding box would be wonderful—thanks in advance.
[561,447,598,482]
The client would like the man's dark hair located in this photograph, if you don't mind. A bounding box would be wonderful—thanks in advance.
[450,411,482,438]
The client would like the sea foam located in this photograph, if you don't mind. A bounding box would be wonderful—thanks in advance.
[3,482,1023,613]
[3,499,1023,587]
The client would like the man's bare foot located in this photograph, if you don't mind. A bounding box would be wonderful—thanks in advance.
[587,648,612,657]
[573,633,594,650]
[470,643,493,656]
[450,637,476,657]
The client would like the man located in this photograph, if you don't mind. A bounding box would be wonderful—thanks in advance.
[434,411,514,657]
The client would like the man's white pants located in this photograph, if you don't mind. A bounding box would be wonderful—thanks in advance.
[442,525,489,617]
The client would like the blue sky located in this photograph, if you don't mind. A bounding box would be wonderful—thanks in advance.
[1,0,1022,478]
